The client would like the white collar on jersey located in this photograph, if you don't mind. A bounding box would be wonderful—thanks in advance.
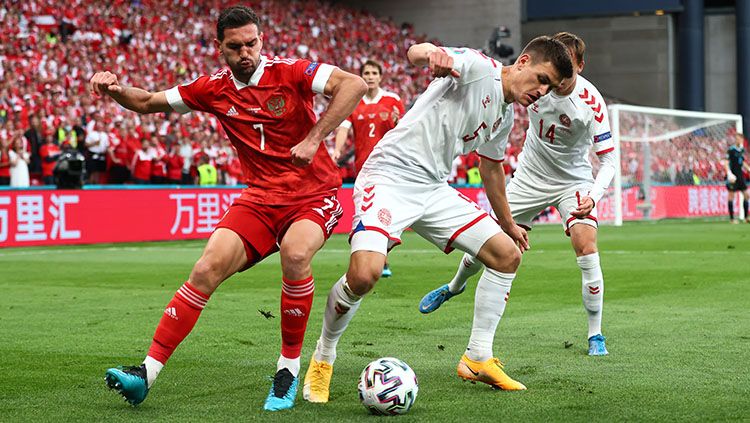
[232,55,268,90]
[362,88,384,104]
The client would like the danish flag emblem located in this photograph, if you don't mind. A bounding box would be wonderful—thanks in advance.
[579,88,604,123]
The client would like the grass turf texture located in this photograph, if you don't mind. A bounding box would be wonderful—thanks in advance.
[1,220,749,421]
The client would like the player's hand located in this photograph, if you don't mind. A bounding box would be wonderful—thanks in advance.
[727,173,737,184]
[291,138,318,167]
[428,50,460,79]
[570,196,595,218]
[90,71,123,97]
[332,149,342,162]
[506,224,530,253]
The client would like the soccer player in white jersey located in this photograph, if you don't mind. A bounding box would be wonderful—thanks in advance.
[303,36,573,402]
[419,32,615,356]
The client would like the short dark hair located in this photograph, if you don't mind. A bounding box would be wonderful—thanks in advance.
[552,32,585,65]
[217,6,261,41]
[360,59,383,76]
[520,36,574,80]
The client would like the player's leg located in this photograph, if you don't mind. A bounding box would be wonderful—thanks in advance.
[413,186,525,390]
[304,243,387,403]
[569,223,608,356]
[105,228,248,405]
[743,189,749,222]
[259,219,326,411]
[305,179,414,403]
[381,256,392,278]
[728,188,737,222]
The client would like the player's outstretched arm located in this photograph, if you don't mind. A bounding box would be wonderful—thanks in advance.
[479,158,529,252]
[407,43,460,78]
[90,71,173,114]
[291,69,366,167]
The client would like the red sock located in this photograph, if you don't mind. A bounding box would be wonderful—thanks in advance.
[147,282,210,364]
[280,276,315,358]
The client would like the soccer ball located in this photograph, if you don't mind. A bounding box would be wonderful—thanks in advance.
[357,357,418,415]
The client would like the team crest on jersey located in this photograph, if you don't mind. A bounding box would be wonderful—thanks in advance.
[267,95,287,116]
[492,117,503,132]
[559,114,571,128]
[379,112,389,121]
[530,103,540,113]
[377,208,392,226]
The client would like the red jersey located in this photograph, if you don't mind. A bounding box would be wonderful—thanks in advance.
[341,89,404,173]
[165,152,184,181]
[166,56,341,205]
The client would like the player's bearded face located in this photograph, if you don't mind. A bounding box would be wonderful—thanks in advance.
[218,24,264,82]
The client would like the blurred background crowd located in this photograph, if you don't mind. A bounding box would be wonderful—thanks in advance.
[0,0,742,188]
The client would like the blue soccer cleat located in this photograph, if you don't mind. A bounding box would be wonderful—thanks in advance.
[381,264,393,278]
[418,283,465,314]
[264,368,298,411]
[588,334,609,356]
[105,364,149,405]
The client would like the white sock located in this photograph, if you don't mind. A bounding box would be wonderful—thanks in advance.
[277,355,301,377]
[577,253,604,339]
[143,356,164,388]
[465,268,514,362]
[314,275,362,365]
[447,253,484,294]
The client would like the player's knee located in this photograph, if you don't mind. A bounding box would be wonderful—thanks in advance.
[279,246,313,277]
[484,245,521,273]
[346,265,381,296]
[189,257,224,294]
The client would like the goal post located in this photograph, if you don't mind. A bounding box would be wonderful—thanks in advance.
[606,104,743,226]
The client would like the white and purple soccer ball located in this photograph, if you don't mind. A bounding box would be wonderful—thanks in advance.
[358,357,419,415]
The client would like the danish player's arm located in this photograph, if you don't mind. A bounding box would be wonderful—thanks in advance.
[90,71,173,114]
[479,158,530,252]
[291,69,366,167]
[408,43,461,78]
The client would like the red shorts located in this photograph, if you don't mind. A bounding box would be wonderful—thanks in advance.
[215,191,343,269]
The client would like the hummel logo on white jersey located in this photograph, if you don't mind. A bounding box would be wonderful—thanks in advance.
[164,307,178,320]
[283,308,305,317]
[226,106,239,116]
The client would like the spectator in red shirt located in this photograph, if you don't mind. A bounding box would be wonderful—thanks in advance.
[38,137,61,185]
[130,137,153,184]
[164,140,184,184]
[0,137,10,185]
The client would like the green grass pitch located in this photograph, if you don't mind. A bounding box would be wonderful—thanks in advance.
[1,220,749,421]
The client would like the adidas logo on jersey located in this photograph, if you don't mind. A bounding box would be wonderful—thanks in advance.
[226,106,239,117]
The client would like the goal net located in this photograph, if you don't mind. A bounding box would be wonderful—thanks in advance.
[601,104,743,225]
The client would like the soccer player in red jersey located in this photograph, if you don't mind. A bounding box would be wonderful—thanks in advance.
[332,60,405,277]
[90,6,366,411]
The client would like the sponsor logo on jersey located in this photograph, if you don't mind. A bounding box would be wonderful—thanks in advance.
[266,95,287,116]
[379,111,389,121]
[304,62,319,76]
[245,106,262,113]
[226,105,239,117]
[594,132,611,143]
[559,114,571,127]
[377,208,392,226]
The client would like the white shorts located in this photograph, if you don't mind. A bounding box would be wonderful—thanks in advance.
[349,174,501,256]
[505,176,598,235]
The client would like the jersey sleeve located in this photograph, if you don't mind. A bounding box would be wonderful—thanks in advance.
[291,60,337,98]
[165,75,214,114]
[440,47,499,84]
[588,91,613,155]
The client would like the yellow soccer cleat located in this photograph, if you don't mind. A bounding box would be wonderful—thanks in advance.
[457,354,527,391]
[303,356,333,403]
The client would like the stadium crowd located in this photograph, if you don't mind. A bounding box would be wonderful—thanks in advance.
[0,0,740,188]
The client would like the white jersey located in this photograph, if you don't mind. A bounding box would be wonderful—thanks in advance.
[516,75,613,188]
[360,47,514,184]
